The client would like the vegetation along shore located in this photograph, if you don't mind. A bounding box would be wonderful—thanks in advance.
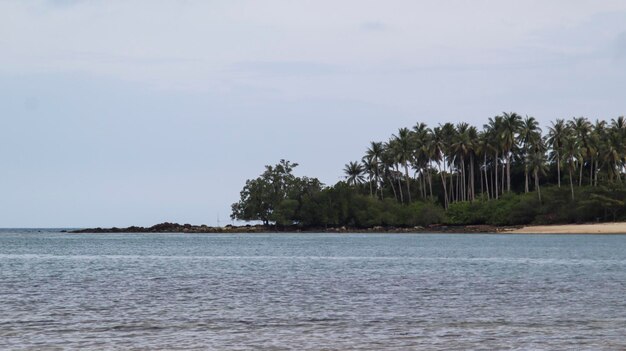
[76,113,626,234]
[230,113,626,230]
[70,222,510,234]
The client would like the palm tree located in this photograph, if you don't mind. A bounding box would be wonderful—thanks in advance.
[518,116,541,193]
[382,143,402,202]
[569,117,592,186]
[610,116,626,182]
[591,120,607,186]
[603,128,623,183]
[546,119,567,187]
[526,138,548,202]
[527,150,548,202]
[440,123,457,203]
[500,112,522,192]
[451,123,472,201]
[484,116,503,199]
[467,126,478,201]
[365,141,385,198]
[475,131,491,199]
[413,122,431,199]
[391,127,415,203]
[430,126,449,208]
[361,157,375,197]
[343,161,365,186]
[561,134,580,200]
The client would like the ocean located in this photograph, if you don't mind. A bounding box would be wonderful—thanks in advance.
[1,230,625,350]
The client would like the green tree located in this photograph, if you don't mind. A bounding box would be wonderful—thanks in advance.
[547,119,567,187]
[391,127,415,203]
[231,160,321,225]
[500,112,522,193]
[343,161,365,187]
[518,116,541,193]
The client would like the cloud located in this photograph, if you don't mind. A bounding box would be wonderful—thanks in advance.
[615,31,626,61]
[360,21,387,32]
[231,61,341,77]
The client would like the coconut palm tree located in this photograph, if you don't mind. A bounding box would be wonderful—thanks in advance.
[391,127,415,203]
[343,161,365,187]
[361,157,375,197]
[440,123,457,203]
[475,131,491,199]
[591,120,607,186]
[382,142,402,202]
[603,128,624,183]
[518,116,541,193]
[610,116,626,181]
[430,126,449,208]
[500,112,522,192]
[412,122,431,198]
[484,116,503,199]
[546,119,567,187]
[569,117,592,186]
[526,148,548,203]
[365,141,385,198]
[561,134,581,200]
[451,123,472,201]
[467,126,478,201]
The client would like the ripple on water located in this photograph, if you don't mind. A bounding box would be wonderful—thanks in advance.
[1,232,625,350]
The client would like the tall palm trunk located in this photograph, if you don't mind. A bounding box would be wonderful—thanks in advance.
[389,174,397,201]
[479,163,484,198]
[404,163,411,203]
[494,151,499,199]
[556,151,561,187]
[469,154,475,201]
[579,161,583,187]
[535,169,541,203]
[438,164,448,209]
[484,153,490,200]
[589,156,594,186]
[524,166,529,193]
[502,163,505,194]
[461,159,466,201]
[489,164,496,199]
[427,168,433,198]
[421,171,427,199]
[506,151,511,192]
[395,166,404,203]
[449,170,455,203]
[569,166,575,200]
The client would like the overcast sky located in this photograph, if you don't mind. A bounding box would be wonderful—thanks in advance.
[2,0,626,227]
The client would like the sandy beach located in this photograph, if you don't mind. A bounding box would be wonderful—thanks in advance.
[510,222,626,234]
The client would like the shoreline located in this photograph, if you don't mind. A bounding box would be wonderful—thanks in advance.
[68,223,505,234]
[507,222,626,234]
[68,222,626,234]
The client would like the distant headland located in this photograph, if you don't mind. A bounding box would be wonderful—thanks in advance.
[68,222,626,234]
[78,114,626,235]
[68,222,508,234]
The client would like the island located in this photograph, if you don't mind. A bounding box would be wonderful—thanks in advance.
[75,114,626,235]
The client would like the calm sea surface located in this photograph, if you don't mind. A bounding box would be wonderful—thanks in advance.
[1,230,625,350]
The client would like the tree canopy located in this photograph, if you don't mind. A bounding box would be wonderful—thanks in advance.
[232,113,626,228]
[230,160,323,225]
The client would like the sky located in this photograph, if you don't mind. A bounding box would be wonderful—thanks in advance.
[1,0,626,227]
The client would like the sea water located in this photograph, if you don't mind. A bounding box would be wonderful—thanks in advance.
[1,230,625,350]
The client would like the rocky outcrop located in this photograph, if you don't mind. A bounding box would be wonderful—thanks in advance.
[70,222,268,233]
[69,222,514,234]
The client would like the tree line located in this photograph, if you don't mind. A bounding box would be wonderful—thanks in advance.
[231,113,626,228]
[345,113,626,205]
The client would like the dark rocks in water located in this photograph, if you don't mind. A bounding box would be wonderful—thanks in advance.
[70,222,511,234]
[70,222,268,234]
